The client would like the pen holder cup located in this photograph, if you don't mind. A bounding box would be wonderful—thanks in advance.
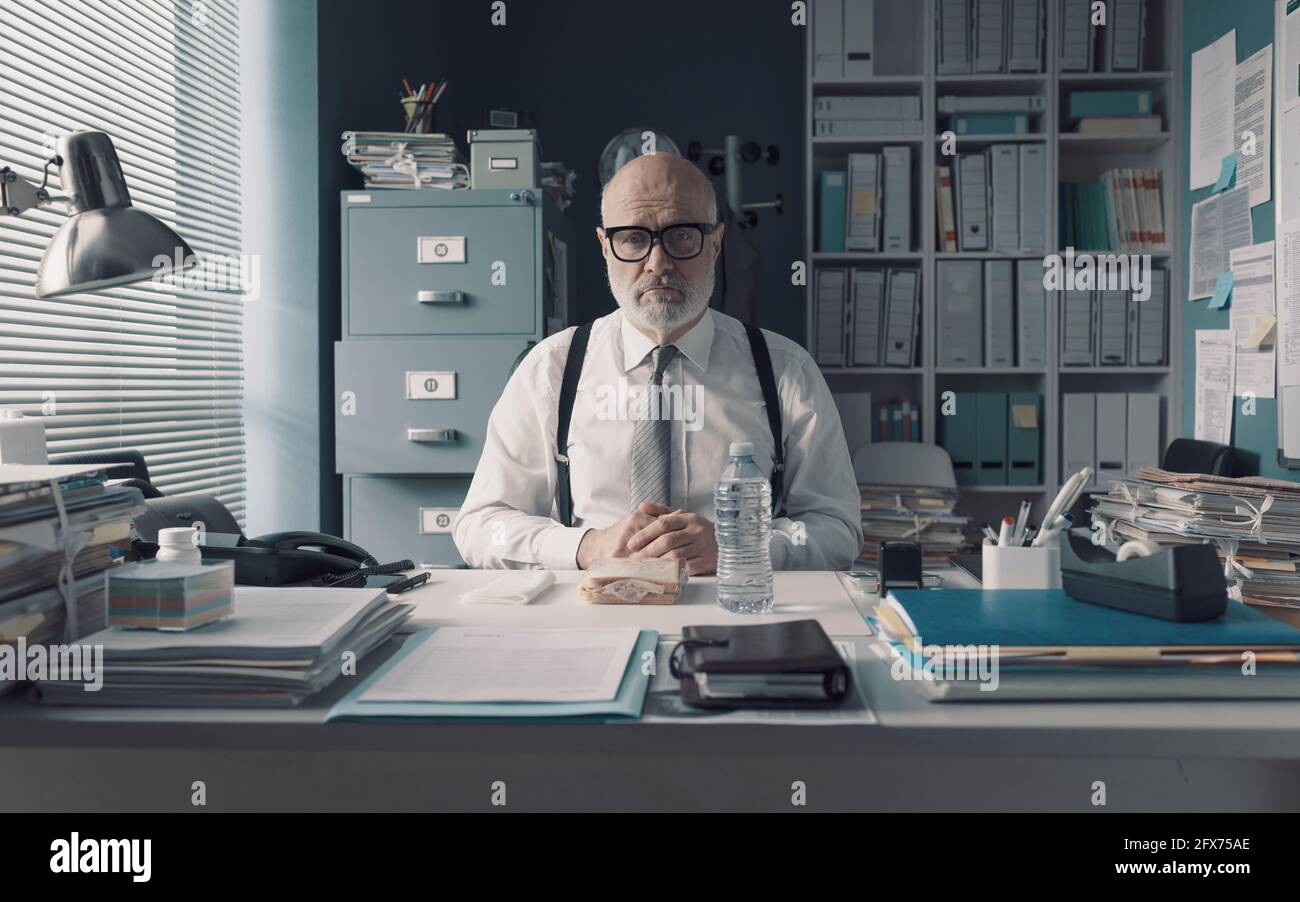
[401,97,435,133]
[982,543,1062,590]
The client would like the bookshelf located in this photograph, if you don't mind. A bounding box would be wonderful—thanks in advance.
[805,0,1184,527]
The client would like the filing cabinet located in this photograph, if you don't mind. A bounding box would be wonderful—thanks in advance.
[336,188,574,563]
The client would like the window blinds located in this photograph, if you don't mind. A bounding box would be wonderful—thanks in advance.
[0,0,245,518]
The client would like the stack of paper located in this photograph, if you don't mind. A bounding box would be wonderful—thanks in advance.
[0,465,147,695]
[1091,467,1300,609]
[341,131,468,190]
[856,483,973,565]
[873,587,1300,701]
[329,626,659,722]
[38,588,413,707]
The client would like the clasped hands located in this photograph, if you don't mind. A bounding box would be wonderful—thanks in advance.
[576,502,718,575]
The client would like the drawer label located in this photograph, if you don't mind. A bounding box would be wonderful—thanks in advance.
[417,235,466,263]
[406,371,457,400]
[420,507,457,534]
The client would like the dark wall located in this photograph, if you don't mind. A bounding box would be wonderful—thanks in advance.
[318,0,805,531]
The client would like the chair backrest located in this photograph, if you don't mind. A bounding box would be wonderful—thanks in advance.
[852,442,957,489]
[48,449,151,482]
[1161,438,1233,476]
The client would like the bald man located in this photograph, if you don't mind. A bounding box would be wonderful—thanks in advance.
[453,153,862,573]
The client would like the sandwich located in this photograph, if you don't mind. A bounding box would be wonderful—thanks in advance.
[579,558,688,605]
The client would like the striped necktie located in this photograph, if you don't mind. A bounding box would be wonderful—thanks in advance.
[629,344,679,509]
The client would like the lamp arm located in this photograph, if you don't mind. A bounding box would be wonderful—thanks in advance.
[1,158,60,217]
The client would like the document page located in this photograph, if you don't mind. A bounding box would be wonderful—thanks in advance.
[1190,185,1253,299]
[1195,330,1237,446]
[1190,30,1237,190]
[1229,241,1276,399]
[1235,44,1272,207]
[359,627,641,703]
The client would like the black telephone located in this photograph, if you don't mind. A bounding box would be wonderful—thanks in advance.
[133,494,411,587]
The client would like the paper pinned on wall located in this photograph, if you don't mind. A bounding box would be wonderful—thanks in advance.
[1195,330,1236,446]
[1276,220,1300,390]
[1228,241,1276,399]
[1234,44,1272,207]
[1191,30,1238,190]
[1189,184,1254,300]
[1281,0,1300,112]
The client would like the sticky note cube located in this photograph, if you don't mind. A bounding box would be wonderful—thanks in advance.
[107,560,235,631]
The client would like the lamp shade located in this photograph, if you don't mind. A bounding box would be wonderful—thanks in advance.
[35,131,196,299]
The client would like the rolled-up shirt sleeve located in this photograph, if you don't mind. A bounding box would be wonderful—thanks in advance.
[768,351,863,570]
[453,339,587,569]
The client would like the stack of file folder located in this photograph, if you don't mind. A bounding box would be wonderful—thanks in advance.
[1091,468,1300,610]
[1060,169,1165,252]
[0,464,146,696]
[873,587,1300,701]
[38,587,413,707]
[856,483,972,565]
[341,131,468,189]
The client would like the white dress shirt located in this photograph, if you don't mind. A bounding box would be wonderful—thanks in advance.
[453,308,863,570]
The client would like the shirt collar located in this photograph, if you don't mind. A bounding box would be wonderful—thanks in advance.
[618,308,715,374]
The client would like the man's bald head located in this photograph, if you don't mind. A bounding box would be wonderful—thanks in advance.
[600,153,718,228]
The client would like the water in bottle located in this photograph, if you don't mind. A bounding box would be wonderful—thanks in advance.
[714,441,774,613]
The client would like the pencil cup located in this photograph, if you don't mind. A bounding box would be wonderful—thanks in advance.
[401,97,435,133]
[982,543,1062,590]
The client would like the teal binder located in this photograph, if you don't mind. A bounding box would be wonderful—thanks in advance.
[819,170,847,252]
[327,628,660,722]
[886,589,1300,651]
[939,394,978,485]
[953,113,1029,135]
[1068,89,1153,118]
[974,392,1007,485]
[1006,392,1041,485]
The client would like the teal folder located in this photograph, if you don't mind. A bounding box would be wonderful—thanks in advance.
[939,395,978,485]
[818,170,847,252]
[953,113,1029,135]
[327,628,660,722]
[885,589,1300,651]
[974,392,1007,485]
[1068,90,1153,118]
[1006,392,1041,485]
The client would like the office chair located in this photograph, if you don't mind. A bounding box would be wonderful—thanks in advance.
[48,449,162,497]
[1160,438,1233,477]
[852,442,957,489]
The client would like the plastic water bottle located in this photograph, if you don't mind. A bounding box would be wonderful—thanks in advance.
[714,441,774,613]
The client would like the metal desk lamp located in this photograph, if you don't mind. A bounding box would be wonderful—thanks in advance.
[0,130,196,298]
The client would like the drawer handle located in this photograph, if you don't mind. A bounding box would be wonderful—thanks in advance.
[407,428,457,444]
[417,290,465,304]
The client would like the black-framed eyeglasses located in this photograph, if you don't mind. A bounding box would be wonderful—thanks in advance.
[603,223,715,262]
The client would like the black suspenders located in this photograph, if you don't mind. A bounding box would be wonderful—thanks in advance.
[553,321,786,526]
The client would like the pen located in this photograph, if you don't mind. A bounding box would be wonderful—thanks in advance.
[981,523,1000,544]
[997,516,1015,546]
[1040,468,1086,538]
[1022,525,1037,546]
[403,78,414,97]
[1011,499,1031,545]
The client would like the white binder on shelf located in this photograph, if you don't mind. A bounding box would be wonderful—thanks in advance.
[990,144,1019,252]
[955,151,989,251]
[846,152,881,252]
[1132,268,1167,365]
[1015,260,1047,367]
[984,260,1016,367]
[882,269,920,367]
[938,0,972,74]
[937,260,983,367]
[1017,144,1046,253]
[1007,0,1043,72]
[1096,288,1129,366]
[1059,0,1094,72]
[850,268,886,366]
[1095,393,1129,486]
[815,267,848,367]
[1063,393,1097,481]
[814,0,845,80]
[843,0,876,79]
[1106,0,1144,72]
[882,146,912,252]
[974,0,1006,73]
[1060,288,1094,366]
[1125,392,1161,476]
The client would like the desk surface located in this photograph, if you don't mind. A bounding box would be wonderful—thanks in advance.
[4,569,1300,811]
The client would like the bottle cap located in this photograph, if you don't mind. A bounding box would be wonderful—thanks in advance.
[729,441,754,456]
[158,527,199,547]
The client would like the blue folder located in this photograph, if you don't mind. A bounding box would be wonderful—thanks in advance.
[328,627,660,722]
[885,589,1300,651]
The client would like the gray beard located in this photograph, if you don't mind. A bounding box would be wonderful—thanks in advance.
[610,268,715,332]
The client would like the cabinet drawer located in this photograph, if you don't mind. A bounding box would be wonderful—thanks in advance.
[344,475,470,567]
[335,338,530,474]
[346,204,536,337]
